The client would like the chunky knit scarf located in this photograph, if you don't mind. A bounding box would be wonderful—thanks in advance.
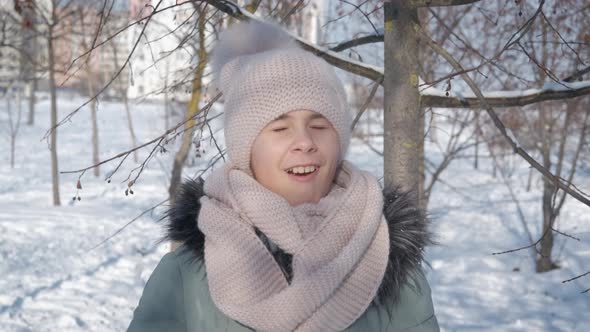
[198,161,390,332]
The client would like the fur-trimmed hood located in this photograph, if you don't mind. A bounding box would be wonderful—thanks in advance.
[164,178,433,308]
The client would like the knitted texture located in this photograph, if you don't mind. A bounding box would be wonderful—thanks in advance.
[198,161,390,332]
[211,20,352,174]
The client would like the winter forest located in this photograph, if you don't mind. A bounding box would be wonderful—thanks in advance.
[1,0,589,330]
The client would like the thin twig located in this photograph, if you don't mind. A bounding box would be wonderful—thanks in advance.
[351,77,383,130]
[562,271,590,284]
[87,198,168,251]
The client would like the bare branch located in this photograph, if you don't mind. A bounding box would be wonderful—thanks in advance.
[43,0,172,140]
[88,198,168,251]
[61,93,222,177]
[201,0,384,81]
[492,224,549,256]
[340,0,379,35]
[279,0,305,24]
[419,27,590,208]
[351,77,383,130]
[563,271,590,284]
[204,1,590,111]
[563,65,590,83]
[408,0,481,7]
[487,141,536,260]
[554,108,590,214]
[330,34,383,52]
[422,1,548,93]
[422,81,590,108]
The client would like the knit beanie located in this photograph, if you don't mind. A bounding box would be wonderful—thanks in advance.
[211,20,352,174]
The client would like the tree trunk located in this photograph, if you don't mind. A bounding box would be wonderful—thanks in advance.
[86,76,100,177]
[6,96,15,168]
[536,111,558,272]
[164,97,170,133]
[534,15,559,273]
[27,77,36,126]
[91,97,100,177]
[164,62,170,133]
[11,135,16,169]
[168,7,208,203]
[78,7,100,177]
[474,110,480,169]
[526,167,533,192]
[48,29,61,206]
[111,39,138,163]
[14,90,21,168]
[383,2,421,197]
[537,174,558,272]
[418,106,427,210]
[123,93,138,163]
[21,7,37,126]
[168,8,208,252]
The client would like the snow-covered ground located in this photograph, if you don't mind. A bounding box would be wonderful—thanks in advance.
[0,95,588,331]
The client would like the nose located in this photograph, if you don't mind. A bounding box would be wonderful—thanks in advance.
[292,127,317,153]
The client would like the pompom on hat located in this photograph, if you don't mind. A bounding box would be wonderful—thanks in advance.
[211,20,352,174]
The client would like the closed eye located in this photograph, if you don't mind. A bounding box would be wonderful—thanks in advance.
[310,126,327,130]
[272,127,287,132]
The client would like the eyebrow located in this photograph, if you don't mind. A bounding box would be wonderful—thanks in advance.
[272,113,325,122]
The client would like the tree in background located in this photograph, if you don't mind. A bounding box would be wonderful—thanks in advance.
[37,0,78,206]
[3,86,24,169]
[168,3,209,204]
[48,0,590,281]
[415,0,590,272]
[13,0,39,126]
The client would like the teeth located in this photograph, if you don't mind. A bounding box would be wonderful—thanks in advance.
[288,166,317,174]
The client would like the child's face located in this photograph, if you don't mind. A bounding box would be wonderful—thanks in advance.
[250,110,341,206]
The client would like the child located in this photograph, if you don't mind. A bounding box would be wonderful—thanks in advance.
[128,20,438,332]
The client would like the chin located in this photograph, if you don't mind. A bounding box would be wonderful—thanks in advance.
[296,193,324,205]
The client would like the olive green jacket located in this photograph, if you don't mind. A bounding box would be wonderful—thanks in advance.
[128,179,439,332]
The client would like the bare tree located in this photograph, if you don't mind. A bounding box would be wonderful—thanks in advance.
[417,0,590,274]
[53,0,590,282]
[383,2,421,196]
[12,0,39,126]
[77,6,102,177]
[168,3,209,203]
[4,86,24,168]
[44,0,64,206]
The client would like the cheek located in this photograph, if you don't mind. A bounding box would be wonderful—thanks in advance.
[251,141,267,176]
[319,131,341,164]
[251,135,283,177]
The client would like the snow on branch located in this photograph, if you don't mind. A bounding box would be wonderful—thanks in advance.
[295,38,384,81]
[422,80,590,108]
[202,0,384,82]
[408,0,482,7]
[205,1,590,111]
[329,33,383,52]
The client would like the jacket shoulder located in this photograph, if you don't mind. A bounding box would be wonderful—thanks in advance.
[130,251,254,332]
[347,269,439,331]
[128,252,187,332]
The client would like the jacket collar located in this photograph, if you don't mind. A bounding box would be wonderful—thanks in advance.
[164,178,433,306]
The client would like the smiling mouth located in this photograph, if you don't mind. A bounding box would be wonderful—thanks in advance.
[286,165,319,176]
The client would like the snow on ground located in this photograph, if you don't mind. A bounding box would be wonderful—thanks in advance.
[0,95,589,331]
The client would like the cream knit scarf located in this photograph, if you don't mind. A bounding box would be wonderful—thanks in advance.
[198,161,390,332]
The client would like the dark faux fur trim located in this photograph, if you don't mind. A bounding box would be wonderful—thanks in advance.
[376,187,433,309]
[163,179,433,306]
[163,178,206,264]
